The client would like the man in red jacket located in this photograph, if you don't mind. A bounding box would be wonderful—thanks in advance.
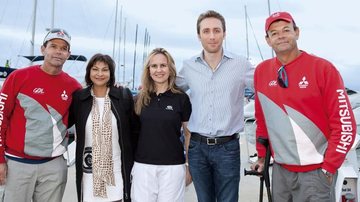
[251,11,356,201]
[0,28,81,202]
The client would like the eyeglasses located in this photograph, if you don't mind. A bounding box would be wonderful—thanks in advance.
[277,65,288,88]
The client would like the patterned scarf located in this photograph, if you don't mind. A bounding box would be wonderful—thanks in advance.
[91,88,115,198]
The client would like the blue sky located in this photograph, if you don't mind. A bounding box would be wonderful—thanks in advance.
[0,0,359,90]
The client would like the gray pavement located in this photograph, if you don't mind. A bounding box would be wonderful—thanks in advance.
[63,132,269,202]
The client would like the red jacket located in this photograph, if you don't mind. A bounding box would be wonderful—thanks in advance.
[254,51,356,173]
[0,65,81,163]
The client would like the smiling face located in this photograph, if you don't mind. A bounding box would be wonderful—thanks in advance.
[90,61,110,88]
[266,20,299,55]
[198,17,225,54]
[149,53,170,87]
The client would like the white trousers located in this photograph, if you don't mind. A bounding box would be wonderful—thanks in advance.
[131,162,186,202]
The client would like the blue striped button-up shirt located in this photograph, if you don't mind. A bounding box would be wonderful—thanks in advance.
[176,50,254,137]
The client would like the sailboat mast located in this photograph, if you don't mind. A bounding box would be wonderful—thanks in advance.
[51,0,55,29]
[245,5,249,60]
[122,18,127,84]
[30,0,38,58]
[267,0,274,58]
[142,28,148,66]
[132,24,138,90]
[112,0,119,59]
[117,6,123,82]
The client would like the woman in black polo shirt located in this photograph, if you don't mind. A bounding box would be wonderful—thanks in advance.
[131,48,192,202]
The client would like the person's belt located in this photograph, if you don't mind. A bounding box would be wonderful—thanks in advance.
[191,132,239,145]
[5,155,59,164]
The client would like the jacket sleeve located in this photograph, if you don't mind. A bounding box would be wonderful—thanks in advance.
[321,64,357,174]
[124,87,140,153]
[254,66,269,158]
[68,90,79,129]
[0,73,19,163]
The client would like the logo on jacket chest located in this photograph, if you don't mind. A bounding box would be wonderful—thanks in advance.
[267,76,309,88]
[32,88,69,101]
[298,76,309,89]
[268,80,277,87]
[33,88,45,94]
[61,90,68,101]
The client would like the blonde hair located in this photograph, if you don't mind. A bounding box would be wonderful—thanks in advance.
[135,48,182,115]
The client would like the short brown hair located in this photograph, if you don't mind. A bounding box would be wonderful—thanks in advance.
[197,10,226,34]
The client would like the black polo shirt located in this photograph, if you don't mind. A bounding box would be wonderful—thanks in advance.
[135,90,192,165]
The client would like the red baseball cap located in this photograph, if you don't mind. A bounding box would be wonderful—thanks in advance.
[265,12,295,32]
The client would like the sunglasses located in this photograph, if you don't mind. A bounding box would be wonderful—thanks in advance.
[277,65,288,88]
[48,28,71,38]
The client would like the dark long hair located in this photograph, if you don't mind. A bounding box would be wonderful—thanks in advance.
[84,53,116,86]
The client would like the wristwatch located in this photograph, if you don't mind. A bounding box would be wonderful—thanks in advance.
[321,168,333,177]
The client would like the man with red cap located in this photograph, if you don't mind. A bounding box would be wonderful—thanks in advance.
[251,11,356,201]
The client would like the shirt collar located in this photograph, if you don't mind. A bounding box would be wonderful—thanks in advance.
[150,89,173,97]
[194,49,234,63]
[80,86,121,100]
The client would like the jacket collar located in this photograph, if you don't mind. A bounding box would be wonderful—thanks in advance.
[79,86,121,101]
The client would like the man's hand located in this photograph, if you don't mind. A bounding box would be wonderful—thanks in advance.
[321,168,334,184]
[185,164,192,186]
[0,163,7,185]
[325,175,334,184]
[250,157,265,174]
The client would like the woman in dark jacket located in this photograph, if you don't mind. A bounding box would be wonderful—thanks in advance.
[70,53,139,202]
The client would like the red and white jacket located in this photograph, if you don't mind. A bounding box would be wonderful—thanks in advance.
[0,65,81,163]
[254,51,357,173]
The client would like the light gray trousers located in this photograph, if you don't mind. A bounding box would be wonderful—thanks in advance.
[4,156,67,202]
[272,163,336,202]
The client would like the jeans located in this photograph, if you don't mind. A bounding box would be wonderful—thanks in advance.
[188,138,240,202]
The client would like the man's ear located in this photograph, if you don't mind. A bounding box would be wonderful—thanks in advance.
[265,35,271,47]
[40,45,45,55]
[295,27,300,40]
[66,50,71,60]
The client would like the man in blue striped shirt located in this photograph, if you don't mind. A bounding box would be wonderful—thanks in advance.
[176,10,254,202]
